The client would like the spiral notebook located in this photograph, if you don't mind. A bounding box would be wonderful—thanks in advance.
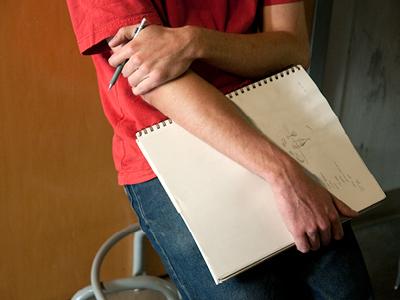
[136,65,385,284]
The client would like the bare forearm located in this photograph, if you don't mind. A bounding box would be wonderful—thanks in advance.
[108,2,356,254]
[142,70,295,183]
[189,27,309,78]
[181,3,310,78]
[141,70,358,254]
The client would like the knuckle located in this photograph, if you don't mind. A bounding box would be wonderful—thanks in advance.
[319,221,330,232]
[114,28,123,38]
[129,56,139,67]
[306,230,316,239]
[319,224,329,233]
[305,223,318,234]
[133,53,143,63]
[328,212,338,222]
[127,45,135,56]
[140,63,150,74]
[127,76,135,87]
[108,57,116,66]
[152,69,164,82]
[292,228,303,238]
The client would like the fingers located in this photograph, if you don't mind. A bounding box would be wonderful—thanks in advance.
[108,31,143,67]
[295,225,334,252]
[132,74,162,95]
[306,230,320,251]
[127,67,148,89]
[108,26,137,48]
[108,23,148,66]
[119,54,168,95]
[332,195,359,218]
[107,24,191,93]
[122,56,141,78]
[293,233,311,253]
[132,80,151,95]
[330,216,344,240]
[293,228,321,253]
[319,222,331,246]
[127,66,168,95]
[108,45,134,67]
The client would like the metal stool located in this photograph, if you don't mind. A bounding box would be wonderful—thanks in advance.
[72,224,181,300]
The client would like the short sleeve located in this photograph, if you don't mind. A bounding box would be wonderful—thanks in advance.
[66,0,163,55]
[264,0,302,5]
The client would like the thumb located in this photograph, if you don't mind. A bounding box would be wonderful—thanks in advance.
[331,195,359,218]
[108,25,137,47]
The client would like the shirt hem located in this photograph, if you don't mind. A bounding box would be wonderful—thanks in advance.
[78,12,162,55]
[264,0,302,6]
[118,168,157,185]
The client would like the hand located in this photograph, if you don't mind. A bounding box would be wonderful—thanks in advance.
[108,24,197,95]
[270,159,358,253]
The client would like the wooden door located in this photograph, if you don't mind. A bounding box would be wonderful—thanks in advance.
[0,1,165,299]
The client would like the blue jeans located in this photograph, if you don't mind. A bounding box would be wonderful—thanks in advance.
[124,178,373,300]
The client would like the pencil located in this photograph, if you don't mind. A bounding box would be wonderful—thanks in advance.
[108,18,147,90]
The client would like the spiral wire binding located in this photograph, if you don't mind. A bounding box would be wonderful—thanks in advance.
[136,65,301,137]
[136,119,173,137]
[226,65,301,99]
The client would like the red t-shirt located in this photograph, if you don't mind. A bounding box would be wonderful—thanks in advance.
[66,0,301,185]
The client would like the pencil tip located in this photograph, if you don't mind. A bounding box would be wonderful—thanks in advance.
[108,84,112,90]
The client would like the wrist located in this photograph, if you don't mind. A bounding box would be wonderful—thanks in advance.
[261,148,300,187]
[182,25,206,60]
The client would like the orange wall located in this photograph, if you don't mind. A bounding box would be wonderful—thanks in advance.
[0,1,142,299]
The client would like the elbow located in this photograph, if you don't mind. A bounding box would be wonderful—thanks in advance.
[287,32,310,70]
[299,55,310,71]
[299,55,310,70]
[296,39,311,70]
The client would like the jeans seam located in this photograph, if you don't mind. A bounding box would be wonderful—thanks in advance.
[124,185,138,216]
[129,183,191,299]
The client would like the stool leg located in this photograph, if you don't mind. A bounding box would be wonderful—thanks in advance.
[133,230,146,276]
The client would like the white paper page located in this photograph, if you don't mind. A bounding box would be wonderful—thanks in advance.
[137,66,385,284]
[229,68,385,211]
[137,124,293,284]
